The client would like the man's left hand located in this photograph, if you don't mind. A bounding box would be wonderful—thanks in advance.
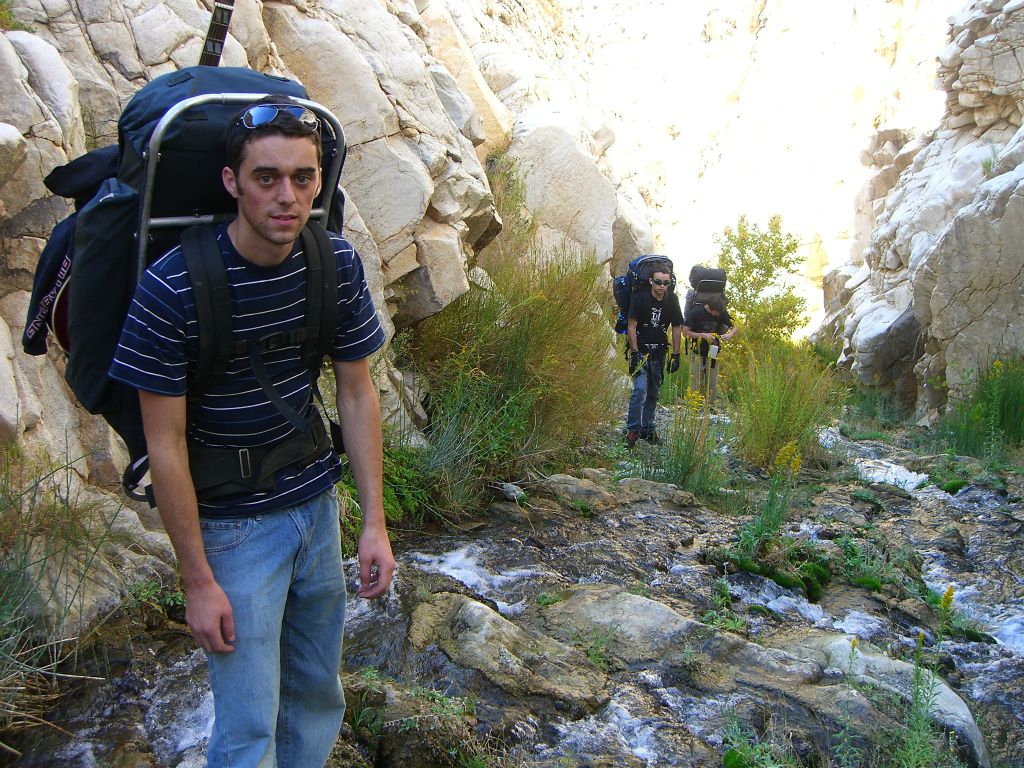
[356,527,396,599]
[667,353,680,374]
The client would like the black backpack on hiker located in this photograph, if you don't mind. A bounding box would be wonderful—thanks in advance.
[612,254,676,334]
[683,265,727,321]
[22,65,348,504]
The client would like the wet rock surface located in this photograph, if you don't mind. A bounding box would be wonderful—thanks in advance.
[9,434,1024,767]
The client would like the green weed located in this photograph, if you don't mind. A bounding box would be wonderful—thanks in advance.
[940,357,1024,463]
[535,592,562,606]
[0,445,113,755]
[407,154,622,521]
[727,344,844,468]
[0,1,30,31]
[721,715,800,767]
[635,389,725,497]
[572,626,617,672]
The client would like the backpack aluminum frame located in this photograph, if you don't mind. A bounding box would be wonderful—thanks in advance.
[137,93,345,279]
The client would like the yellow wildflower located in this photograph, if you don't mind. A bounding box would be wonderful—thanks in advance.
[774,442,801,476]
[940,585,954,614]
[850,637,858,652]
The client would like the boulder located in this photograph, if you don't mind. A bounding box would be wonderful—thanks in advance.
[408,591,609,713]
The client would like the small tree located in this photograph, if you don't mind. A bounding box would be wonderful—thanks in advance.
[715,215,807,347]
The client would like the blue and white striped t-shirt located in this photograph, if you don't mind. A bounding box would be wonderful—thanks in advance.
[109,223,386,517]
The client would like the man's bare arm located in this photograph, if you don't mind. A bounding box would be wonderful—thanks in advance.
[139,390,235,653]
[332,358,396,599]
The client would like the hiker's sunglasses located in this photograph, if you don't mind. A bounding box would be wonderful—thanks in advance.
[239,104,321,133]
[651,278,672,286]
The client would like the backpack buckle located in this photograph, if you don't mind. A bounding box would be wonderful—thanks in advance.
[238,448,252,479]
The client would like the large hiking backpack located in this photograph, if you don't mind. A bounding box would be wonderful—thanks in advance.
[683,264,727,320]
[23,65,347,503]
[612,254,675,334]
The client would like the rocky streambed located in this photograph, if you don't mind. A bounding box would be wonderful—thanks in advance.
[11,431,1024,767]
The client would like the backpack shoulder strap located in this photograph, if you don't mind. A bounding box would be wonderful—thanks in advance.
[181,225,232,391]
[299,221,338,371]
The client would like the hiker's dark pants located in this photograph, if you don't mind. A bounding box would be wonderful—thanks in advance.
[627,351,665,434]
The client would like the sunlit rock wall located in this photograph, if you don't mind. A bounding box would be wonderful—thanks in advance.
[823,0,1024,420]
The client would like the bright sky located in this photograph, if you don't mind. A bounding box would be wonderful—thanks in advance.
[558,0,963,329]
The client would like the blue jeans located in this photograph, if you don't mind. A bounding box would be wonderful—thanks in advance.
[626,352,664,433]
[200,489,347,767]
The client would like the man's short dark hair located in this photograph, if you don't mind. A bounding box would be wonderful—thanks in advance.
[705,296,726,313]
[225,94,322,176]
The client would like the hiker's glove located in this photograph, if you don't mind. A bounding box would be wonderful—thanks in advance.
[667,353,680,374]
[629,351,644,376]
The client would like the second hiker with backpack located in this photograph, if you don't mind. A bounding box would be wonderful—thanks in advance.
[683,283,738,406]
[109,95,395,768]
[624,260,685,447]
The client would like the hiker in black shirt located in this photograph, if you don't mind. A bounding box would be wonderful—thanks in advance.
[625,269,684,447]
[683,295,736,404]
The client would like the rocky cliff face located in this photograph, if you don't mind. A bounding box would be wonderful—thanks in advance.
[0,0,651,487]
[823,0,1024,420]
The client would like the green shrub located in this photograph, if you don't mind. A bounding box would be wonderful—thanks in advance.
[0,445,113,754]
[0,1,30,31]
[635,389,724,496]
[940,357,1024,463]
[407,154,623,520]
[728,343,844,468]
[714,214,807,350]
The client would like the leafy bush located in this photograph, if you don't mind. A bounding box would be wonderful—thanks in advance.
[714,214,807,349]
[940,357,1024,463]
[0,445,112,755]
[727,343,845,468]
[636,389,724,496]
[406,153,623,520]
[0,1,30,31]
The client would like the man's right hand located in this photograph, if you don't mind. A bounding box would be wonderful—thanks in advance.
[629,351,644,376]
[185,580,236,654]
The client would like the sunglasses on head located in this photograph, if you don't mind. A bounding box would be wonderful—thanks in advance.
[239,104,321,133]
[651,278,672,286]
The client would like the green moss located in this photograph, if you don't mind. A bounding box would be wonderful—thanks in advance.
[852,575,883,592]
[940,479,968,494]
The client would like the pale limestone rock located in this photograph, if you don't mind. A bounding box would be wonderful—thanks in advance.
[792,635,990,767]
[262,4,400,146]
[610,179,654,276]
[0,122,27,193]
[408,591,609,712]
[0,314,19,444]
[344,136,433,263]
[419,1,513,160]
[507,112,616,264]
[829,2,1024,417]
[6,31,85,158]
[427,62,486,145]
[0,292,88,469]
[391,219,470,327]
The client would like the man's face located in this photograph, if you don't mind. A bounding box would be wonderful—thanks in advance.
[222,133,321,262]
[650,271,671,300]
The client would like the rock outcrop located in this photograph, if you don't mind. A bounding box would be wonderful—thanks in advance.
[823,0,1024,420]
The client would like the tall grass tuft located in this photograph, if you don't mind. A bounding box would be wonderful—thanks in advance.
[406,152,623,520]
[0,444,108,756]
[636,389,724,496]
[940,357,1024,463]
[727,343,845,468]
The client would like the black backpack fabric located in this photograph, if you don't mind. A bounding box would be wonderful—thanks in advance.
[612,254,675,334]
[24,66,346,503]
[683,264,727,321]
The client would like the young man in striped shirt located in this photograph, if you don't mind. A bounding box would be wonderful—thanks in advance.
[110,97,395,767]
